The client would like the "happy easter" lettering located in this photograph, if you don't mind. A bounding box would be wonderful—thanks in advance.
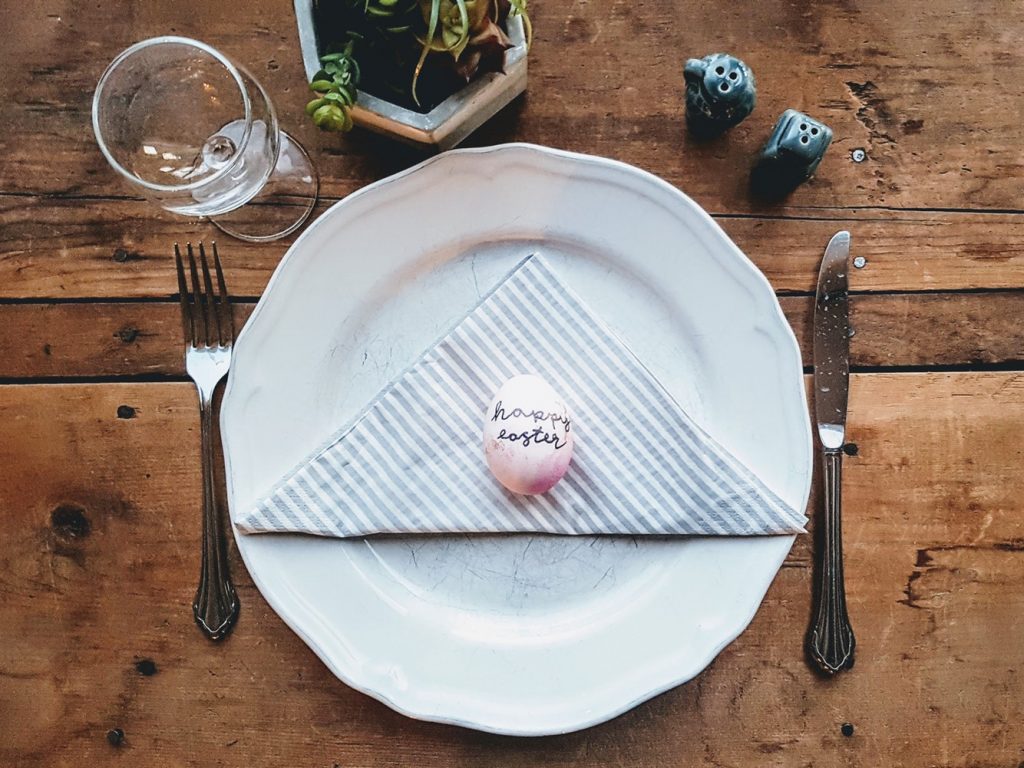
[491,400,571,450]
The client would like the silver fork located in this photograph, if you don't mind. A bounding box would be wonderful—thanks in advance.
[175,242,240,641]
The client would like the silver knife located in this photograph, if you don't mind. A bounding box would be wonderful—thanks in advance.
[807,230,856,675]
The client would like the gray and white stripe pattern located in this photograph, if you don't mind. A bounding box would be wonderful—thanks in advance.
[237,255,806,537]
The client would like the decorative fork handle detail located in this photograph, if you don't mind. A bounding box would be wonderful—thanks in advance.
[807,448,855,674]
[193,389,239,641]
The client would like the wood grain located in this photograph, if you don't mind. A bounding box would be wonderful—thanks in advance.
[2,196,1024,300]
[6,292,1024,379]
[0,374,1021,767]
[1,1,1023,213]
[2,0,1024,765]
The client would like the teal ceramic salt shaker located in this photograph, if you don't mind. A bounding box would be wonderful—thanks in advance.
[684,53,756,138]
[752,109,833,198]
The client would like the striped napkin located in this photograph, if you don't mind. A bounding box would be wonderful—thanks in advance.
[236,255,806,537]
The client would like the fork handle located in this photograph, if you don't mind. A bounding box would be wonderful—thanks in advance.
[193,394,240,640]
[807,448,855,674]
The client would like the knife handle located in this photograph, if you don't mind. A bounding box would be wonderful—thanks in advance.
[807,448,856,675]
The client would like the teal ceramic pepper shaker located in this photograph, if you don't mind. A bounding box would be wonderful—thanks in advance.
[684,53,756,138]
[752,109,833,198]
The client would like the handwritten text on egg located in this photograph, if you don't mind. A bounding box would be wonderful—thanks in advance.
[490,401,572,450]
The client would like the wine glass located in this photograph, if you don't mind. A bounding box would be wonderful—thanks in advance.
[92,36,318,242]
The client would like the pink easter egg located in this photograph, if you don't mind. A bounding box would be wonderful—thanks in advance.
[483,375,574,495]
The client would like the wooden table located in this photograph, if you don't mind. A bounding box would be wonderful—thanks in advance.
[2,2,1022,766]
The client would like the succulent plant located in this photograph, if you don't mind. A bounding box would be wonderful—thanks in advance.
[412,0,515,102]
[309,0,531,131]
[305,41,361,131]
[360,0,420,33]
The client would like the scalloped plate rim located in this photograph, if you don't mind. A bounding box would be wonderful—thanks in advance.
[221,143,813,735]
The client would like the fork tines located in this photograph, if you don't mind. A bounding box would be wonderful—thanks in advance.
[174,242,235,349]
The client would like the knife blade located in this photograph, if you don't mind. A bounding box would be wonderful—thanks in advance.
[813,231,850,450]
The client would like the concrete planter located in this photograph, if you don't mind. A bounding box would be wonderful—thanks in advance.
[294,0,528,150]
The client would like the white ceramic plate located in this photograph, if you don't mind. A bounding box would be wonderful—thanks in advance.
[221,143,812,736]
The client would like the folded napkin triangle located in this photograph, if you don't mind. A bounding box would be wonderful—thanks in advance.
[237,255,806,537]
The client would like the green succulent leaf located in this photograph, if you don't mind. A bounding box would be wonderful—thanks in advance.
[412,0,442,105]
[313,103,350,131]
[450,0,471,59]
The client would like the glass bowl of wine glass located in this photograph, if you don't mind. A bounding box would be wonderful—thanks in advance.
[92,36,318,242]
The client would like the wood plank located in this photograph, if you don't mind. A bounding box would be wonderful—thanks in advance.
[5,291,1024,379]
[789,290,1024,369]
[0,303,253,378]
[1,1,1023,212]
[2,196,1024,300]
[0,374,1021,766]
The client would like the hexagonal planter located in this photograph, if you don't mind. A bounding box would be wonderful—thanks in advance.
[293,0,528,151]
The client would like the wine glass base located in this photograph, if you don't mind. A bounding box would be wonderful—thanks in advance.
[210,130,318,242]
